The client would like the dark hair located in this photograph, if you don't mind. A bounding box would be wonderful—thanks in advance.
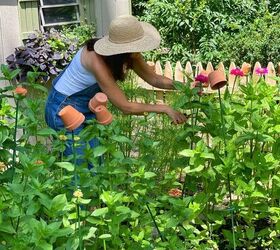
[85,38,133,81]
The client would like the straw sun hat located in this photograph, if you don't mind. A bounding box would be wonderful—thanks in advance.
[94,15,161,56]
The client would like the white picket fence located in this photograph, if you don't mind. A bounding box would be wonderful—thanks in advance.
[136,61,280,102]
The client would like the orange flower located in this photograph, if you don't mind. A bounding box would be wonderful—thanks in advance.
[168,188,182,197]
[34,160,44,165]
[14,87,28,96]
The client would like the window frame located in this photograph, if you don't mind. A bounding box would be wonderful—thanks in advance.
[39,0,80,28]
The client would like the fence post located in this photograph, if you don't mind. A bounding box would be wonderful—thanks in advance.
[266,62,276,86]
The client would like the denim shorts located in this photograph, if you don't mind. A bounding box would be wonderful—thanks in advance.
[45,68,102,159]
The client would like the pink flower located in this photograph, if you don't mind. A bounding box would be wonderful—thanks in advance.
[255,67,268,75]
[195,74,208,83]
[230,68,244,77]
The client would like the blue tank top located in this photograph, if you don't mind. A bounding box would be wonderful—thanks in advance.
[54,48,97,96]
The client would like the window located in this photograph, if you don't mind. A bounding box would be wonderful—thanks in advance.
[39,0,80,29]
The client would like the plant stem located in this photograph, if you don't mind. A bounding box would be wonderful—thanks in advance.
[15,175,28,232]
[146,203,164,242]
[231,77,237,96]
[72,131,82,249]
[77,203,82,250]
[218,89,236,250]
[11,99,19,181]
[72,131,78,189]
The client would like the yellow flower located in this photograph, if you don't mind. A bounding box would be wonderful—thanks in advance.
[74,136,80,141]
[73,189,83,198]
[58,135,68,141]
[0,162,8,173]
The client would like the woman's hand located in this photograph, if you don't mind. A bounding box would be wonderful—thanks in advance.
[165,106,188,125]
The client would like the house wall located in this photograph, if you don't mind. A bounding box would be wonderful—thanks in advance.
[0,0,22,91]
[94,0,132,37]
[0,0,22,67]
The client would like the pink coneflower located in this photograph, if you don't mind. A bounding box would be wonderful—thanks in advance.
[230,68,244,77]
[255,67,268,75]
[195,74,208,83]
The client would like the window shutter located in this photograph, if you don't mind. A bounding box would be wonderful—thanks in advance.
[18,0,40,39]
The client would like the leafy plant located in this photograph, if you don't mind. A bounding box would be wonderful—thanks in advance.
[6,24,94,83]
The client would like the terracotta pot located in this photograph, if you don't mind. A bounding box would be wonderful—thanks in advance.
[58,105,85,131]
[208,70,227,90]
[241,63,251,75]
[88,92,108,112]
[95,105,113,125]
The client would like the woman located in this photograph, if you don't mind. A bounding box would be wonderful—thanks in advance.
[45,15,187,158]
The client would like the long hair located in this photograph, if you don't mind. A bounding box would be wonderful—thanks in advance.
[85,38,133,81]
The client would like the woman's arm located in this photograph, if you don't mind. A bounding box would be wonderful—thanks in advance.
[131,53,180,90]
[83,51,187,124]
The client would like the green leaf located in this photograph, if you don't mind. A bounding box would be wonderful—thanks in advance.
[55,162,74,172]
[116,206,131,214]
[50,194,68,213]
[78,198,91,205]
[0,223,16,234]
[93,146,107,158]
[55,227,74,237]
[37,128,58,137]
[183,165,204,174]
[111,135,132,144]
[246,227,255,240]
[272,138,280,160]
[99,234,111,239]
[251,191,266,198]
[200,152,215,159]
[37,240,53,250]
[91,207,108,217]
[83,227,97,240]
[144,172,157,179]
[179,149,195,157]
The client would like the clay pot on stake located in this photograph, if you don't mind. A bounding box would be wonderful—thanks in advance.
[241,63,251,84]
[209,72,236,250]
[208,70,227,90]
[95,105,113,125]
[88,92,108,112]
[59,105,85,131]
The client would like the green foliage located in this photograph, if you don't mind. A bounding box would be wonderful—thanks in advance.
[137,0,279,65]
[214,13,280,66]
[1,65,280,248]
[6,24,95,82]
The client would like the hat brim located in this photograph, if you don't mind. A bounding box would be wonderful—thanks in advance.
[94,22,161,56]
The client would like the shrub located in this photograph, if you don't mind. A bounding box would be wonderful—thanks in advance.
[137,0,278,65]
[213,13,280,66]
[6,25,94,83]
